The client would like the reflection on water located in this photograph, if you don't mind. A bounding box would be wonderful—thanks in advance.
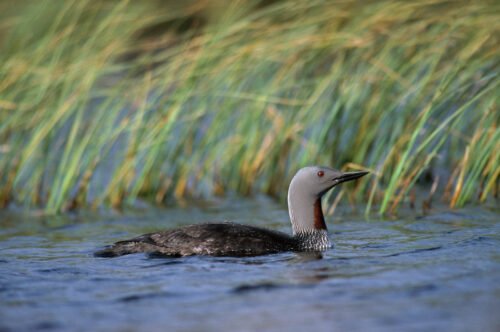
[0,199,499,332]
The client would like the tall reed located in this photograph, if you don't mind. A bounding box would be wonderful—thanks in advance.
[0,0,498,214]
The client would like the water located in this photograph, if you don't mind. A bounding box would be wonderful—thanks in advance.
[1,198,499,332]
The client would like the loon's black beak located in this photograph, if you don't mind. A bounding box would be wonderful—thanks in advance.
[333,171,369,185]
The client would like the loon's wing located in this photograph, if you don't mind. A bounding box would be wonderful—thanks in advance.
[94,222,297,257]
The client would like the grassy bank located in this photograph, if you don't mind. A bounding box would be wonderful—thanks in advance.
[0,0,498,214]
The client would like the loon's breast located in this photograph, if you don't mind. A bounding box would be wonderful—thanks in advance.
[95,222,299,257]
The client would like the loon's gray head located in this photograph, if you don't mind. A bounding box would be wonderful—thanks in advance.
[287,166,368,239]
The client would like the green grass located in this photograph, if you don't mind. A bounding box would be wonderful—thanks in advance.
[0,0,498,215]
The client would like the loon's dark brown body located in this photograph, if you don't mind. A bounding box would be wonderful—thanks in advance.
[95,167,368,258]
[95,222,298,257]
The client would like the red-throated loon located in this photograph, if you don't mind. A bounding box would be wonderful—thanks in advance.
[95,166,368,257]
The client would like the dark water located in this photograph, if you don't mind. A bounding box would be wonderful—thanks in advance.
[1,198,499,332]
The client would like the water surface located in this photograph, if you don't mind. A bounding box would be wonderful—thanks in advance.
[1,198,499,332]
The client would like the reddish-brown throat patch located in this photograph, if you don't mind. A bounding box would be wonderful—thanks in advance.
[313,198,327,230]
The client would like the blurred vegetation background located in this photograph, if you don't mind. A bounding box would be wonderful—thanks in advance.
[0,0,498,215]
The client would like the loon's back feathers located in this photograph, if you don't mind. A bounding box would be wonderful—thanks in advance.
[94,222,298,257]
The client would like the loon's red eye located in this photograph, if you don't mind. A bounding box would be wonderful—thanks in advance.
[317,170,324,177]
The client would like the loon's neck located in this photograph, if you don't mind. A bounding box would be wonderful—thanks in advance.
[293,228,331,251]
[288,190,332,251]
